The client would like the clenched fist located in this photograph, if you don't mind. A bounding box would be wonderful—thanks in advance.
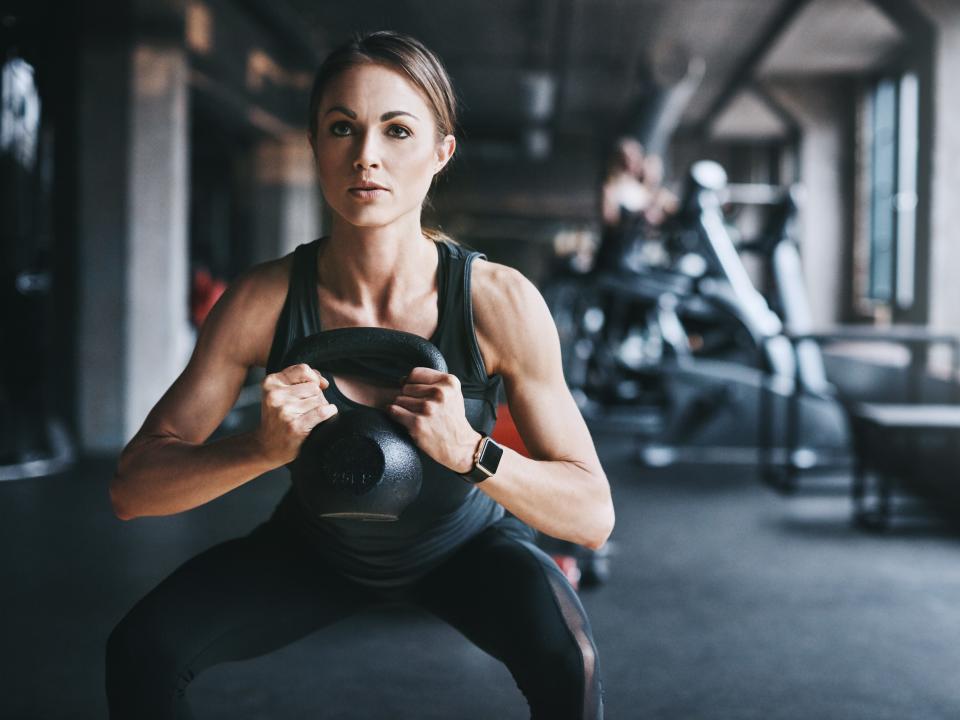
[254,363,338,467]
[387,367,482,474]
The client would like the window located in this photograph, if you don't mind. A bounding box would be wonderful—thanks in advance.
[859,71,919,311]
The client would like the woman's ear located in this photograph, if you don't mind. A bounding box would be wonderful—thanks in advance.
[435,134,456,174]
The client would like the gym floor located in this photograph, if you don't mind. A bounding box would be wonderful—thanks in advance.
[3,429,960,719]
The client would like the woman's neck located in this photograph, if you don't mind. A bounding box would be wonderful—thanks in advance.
[317,212,438,314]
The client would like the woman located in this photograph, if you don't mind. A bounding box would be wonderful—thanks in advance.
[595,136,651,274]
[106,31,614,719]
[639,153,679,229]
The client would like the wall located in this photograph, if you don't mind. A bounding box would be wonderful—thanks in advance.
[910,0,960,337]
[766,78,855,327]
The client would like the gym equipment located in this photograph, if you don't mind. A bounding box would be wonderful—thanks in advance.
[547,160,849,467]
[0,50,75,482]
[734,188,960,493]
[281,327,447,522]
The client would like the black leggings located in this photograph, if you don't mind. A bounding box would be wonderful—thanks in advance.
[105,515,604,719]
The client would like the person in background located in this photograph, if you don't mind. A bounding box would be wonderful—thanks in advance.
[640,153,679,229]
[594,137,651,274]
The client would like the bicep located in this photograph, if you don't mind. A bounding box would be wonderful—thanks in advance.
[490,275,602,473]
[133,345,247,449]
[127,271,273,449]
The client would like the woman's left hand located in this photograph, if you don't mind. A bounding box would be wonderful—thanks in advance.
[387,367,481,474]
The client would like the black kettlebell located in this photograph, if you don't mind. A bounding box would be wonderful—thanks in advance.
[280,327,448,522]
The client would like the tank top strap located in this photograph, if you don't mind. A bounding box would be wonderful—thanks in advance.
[268,239,501,409]
[434,241,502,406]
[265,239,322,374]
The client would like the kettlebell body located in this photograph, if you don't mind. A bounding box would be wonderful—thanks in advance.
[280,328,448,522]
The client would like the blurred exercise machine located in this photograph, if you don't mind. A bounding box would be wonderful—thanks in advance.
[546,161,849,468]
[1,49,75,482]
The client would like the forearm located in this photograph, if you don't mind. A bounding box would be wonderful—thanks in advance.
[111,431,279,520]
[475,445,615,550]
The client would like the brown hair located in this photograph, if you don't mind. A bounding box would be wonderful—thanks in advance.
[308,31,458,243]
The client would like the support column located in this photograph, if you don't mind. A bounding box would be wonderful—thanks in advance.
[767,78,854,327]
[124,44,193,441]
[77,28,129,451]
[252,132,322,264]
[77,12,192,451]
[912,0,960,336]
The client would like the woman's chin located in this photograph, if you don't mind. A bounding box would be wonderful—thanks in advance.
[333,204,418,231]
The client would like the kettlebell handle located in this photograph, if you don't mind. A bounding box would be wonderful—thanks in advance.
[281,327,448,385]
[280,327,447,521]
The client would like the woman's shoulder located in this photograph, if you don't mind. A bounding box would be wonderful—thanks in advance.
[469,257,550,377]
[470,256,529,297]
[228,252,293,309]
[204,251,296,369]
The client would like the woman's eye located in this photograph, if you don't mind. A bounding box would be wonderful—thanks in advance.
[329,121,352,137]
[387,125,411,139]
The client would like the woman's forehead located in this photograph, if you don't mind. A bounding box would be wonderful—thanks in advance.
[321,63,431,118]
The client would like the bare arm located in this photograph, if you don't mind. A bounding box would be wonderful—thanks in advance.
[110,262,336,520]
[471,263,615,549]
[371,259,613,549]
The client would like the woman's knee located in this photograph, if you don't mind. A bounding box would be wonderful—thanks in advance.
[540,632,595,691]
[516,636,602,720]
[105,609,190,707]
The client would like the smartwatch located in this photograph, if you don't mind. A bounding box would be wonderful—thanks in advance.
[462,435,504,484]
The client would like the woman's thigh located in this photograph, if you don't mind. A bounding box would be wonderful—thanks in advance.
[410,515,604,720]
[106,520,378,717]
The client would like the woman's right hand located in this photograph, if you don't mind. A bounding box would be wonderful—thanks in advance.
[255,363,339,466]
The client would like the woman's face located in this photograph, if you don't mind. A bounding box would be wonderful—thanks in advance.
[310,62,455,230]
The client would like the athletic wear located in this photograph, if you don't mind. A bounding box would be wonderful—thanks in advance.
[105,238,604,718]
[106,514,603,719]
[266,238,505,588]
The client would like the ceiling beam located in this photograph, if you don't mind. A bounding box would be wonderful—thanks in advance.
[867,0,935,40]
[696,0,812,135]
[235,0,324,67]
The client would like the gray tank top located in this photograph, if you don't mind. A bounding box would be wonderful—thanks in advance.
[265,238,505,588]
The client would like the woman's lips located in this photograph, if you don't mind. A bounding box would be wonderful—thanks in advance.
[348,185,389,201]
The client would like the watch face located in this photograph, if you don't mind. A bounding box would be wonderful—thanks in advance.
[478,438,503,474]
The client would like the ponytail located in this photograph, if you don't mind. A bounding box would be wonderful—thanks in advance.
[422,226,457,244]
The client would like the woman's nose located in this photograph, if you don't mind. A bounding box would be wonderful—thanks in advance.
[353,131,381,170]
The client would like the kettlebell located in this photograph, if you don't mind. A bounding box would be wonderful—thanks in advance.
[280,327,448,522]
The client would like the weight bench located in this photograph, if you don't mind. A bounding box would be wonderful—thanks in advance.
[850,404,960,530]
[759,326,960,495]
[766,327,960,529]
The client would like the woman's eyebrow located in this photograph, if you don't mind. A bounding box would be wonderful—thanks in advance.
[324,105,356,118]
[381,110,419,122]
[323,108,419,122]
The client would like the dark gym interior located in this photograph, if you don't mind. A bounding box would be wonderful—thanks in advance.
[4,1,960,718]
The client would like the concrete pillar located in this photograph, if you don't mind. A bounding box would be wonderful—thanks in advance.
[77,28,192,451]
[125,45,193,441]
[252,132,322,264]
[911,0,960,337]
[767,78,853,327]
[77,31,129,451]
